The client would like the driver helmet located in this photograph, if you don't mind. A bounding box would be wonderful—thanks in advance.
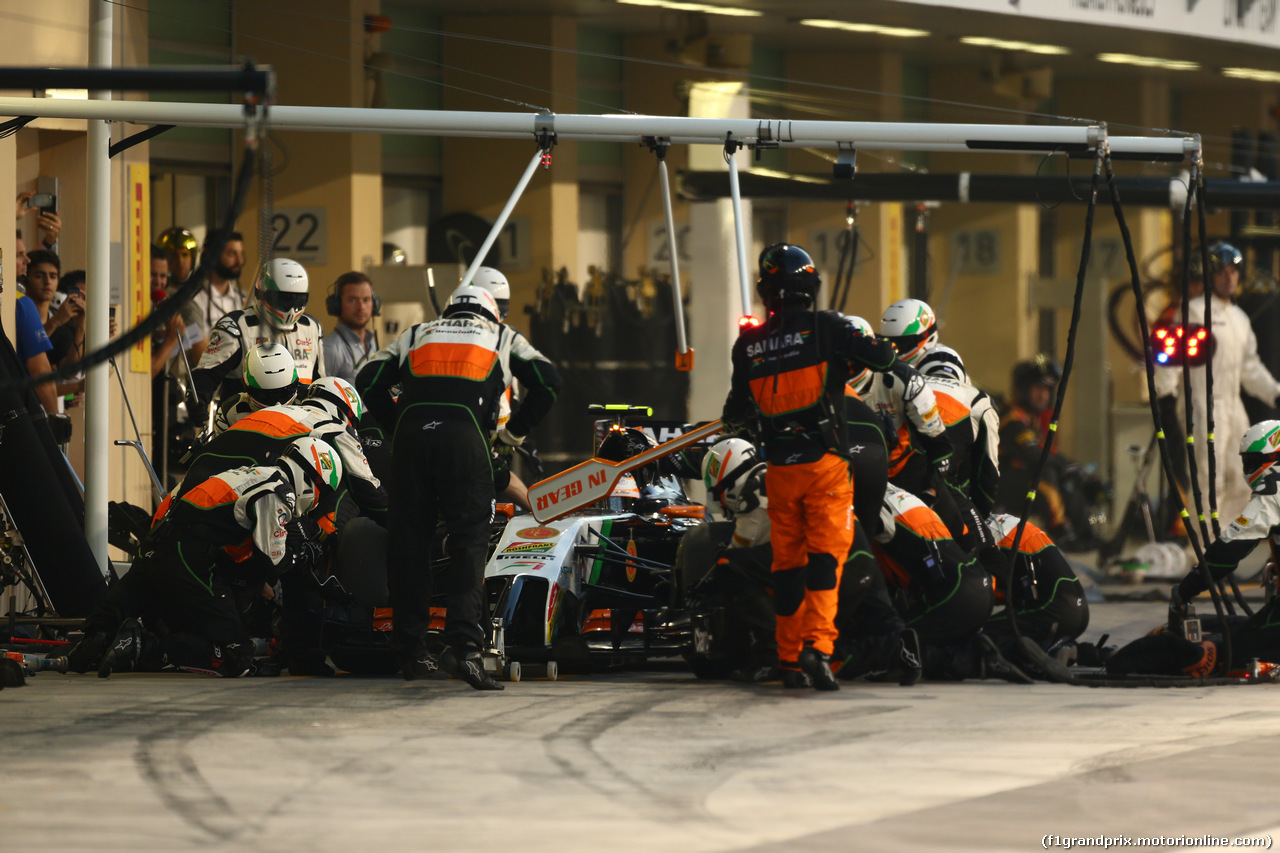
[702,437,762,515]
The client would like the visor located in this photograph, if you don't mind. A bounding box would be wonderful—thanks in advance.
[262,290,310,311]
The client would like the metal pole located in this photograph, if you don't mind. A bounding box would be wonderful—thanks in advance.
[84,1,112,573]
[656,155,691,363]
[726,145,753,318]
[0,96,1194,159]
[458,149,544,289]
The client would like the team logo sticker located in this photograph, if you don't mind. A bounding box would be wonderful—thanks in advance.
[501,541,554,554]
[517,526,559,540]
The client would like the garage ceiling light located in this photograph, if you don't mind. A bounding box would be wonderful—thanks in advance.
[617,0,762,16]
[800,19,930,38]
[1097,53,1199,71]
[959,36,1069,56]
[1222,67,1280,83]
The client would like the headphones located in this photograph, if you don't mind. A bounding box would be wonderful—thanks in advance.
[326,274,382,318]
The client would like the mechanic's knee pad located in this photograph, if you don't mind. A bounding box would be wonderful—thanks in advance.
[806,553,839,591]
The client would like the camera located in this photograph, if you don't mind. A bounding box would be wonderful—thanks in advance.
[29,193,56,214]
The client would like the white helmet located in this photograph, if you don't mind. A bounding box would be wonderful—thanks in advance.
[1240,420,1280,488]
[280,436,344,513]
[702,437,763,515]
[445,283,501,323]
[879,298,938,366]
[256,258,310,330]
[242,342,299,409]
[844,315,876,392]
[918,345,968,384]
[304,376,365,426]
[471,267,510,320]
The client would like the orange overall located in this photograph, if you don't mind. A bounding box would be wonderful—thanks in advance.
[766,453,854,660]
[726,308,898,669]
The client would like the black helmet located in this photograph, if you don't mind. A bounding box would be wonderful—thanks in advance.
[1188,241,1243,280]
[756,243,820,309]
[1012,353,1061,403]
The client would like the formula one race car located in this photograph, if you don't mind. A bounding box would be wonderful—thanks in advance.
[321,410,717,681]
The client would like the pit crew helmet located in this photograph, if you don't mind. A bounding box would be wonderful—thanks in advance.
[256,258,310,330]
[918,344,969,384]
[1189,241,1244,280]
[757,243,820,309]
[470,267,510,320]
[444,283,501,324]
[844,314,876,394]
[242,342,299,410]
[879,299,938,366]
[305,376,365,427]
[1012,354,1061,407]
[702,437,763,515]
[1240,420,1280,488]
[280,436,344,513]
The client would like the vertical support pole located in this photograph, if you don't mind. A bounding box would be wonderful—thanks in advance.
[655,148,692,369]
[726,141,753,319]
[458,147,545,289]
[85,0,112,572]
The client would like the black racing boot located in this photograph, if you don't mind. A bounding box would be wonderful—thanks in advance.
[798,646,840,691]
[728,661,781,684]
[780,662,811,689]
[400,652,445,682]
[99,619,143,678]
[892,629,923,686]
[440,647,503,691]
[65,630,110,674]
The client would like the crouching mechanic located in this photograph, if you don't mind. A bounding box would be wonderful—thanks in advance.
[724,243,913,691]
[981,513,1090,663]
[1127,420,1280,676]
[870,484,1031,682]
[66,438,344,677]
[211,342,301,434]
[177,376,386,674]
[357,283,561,690]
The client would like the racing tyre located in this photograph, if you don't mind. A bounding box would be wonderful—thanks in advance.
[546,660,558,682]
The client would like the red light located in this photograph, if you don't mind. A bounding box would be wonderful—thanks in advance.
[739,315,761,329]
[1175,327,1184,337]
[1155,329,1167,339]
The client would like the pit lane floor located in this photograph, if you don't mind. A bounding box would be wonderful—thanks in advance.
[4,598,1278,853]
